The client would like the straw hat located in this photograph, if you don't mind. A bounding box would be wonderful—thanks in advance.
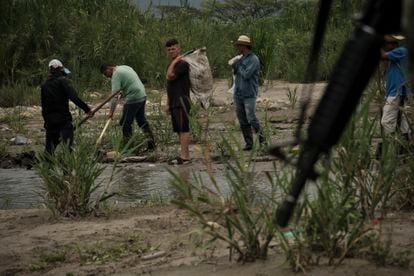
[235,35,252,46]
[391,34,406,41]
[385,34,406,43]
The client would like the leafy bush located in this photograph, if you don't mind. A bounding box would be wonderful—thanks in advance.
[35,135,115,216]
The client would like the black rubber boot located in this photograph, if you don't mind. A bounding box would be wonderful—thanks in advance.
[375,142,382,160]
[402,133,410,143]
[257,130,266,145]
[241,127,253,151]
[399,133,410,155]
[253,125,266,146]
[143,126,156,151]
[146,139,156,151]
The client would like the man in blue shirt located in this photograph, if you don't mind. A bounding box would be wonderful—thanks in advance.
[380,35,410,136]
[231,35,265,150]
[376,35,410,158]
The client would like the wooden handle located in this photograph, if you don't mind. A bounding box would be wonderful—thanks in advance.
[78,91,121,126]
[96,119,112,145]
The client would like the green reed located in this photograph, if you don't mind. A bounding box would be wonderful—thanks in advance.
[35,129,118,217]
[0,0,353,107]
[170,133,280,262]
[169,80,413,269]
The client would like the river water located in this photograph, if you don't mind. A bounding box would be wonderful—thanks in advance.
[0,161,279,209]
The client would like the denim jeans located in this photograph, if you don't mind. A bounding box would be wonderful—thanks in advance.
[234,97,261,132]
[119,100,152,141]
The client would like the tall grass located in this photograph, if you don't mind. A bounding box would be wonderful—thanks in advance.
[0,0,354,107]
[170,133,280,262]
[0,140,7,159]
[169,81,413,269]
[0,107,25,133]
[35,131,116,216]
[0,83,40,107]
[280,87,414,270]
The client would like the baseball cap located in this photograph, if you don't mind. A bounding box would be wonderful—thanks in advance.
[48,59,71,74]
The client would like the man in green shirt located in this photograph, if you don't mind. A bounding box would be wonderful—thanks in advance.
[100,64,155,150]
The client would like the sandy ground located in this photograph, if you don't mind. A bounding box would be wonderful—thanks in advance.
[1,80,412,275]
[0,207,413,276]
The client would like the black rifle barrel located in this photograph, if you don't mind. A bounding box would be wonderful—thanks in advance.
[276,0,402,227]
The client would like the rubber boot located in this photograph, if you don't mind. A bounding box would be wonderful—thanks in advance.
[257,129,266,146]
[402,133,410,143]
[399,133,410,155]
[241,127,253,151]
[143,126,156,151]
[253,125,266,146]
[375,142,382,160]
[146,138,156,151]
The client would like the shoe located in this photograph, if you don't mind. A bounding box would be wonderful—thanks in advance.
[258,132,266,146]
[144,142,156,152]
[241,127,253,151]
[243,145,253,151]
[169,157,192,165]
[375,142,382,160]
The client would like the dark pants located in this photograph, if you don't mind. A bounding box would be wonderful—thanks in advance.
[45,121,74,154]
[119,100,155,146]
[234,96,265,145]
[234,97,261,131]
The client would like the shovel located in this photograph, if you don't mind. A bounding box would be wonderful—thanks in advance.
[96,118,112,145]
[78,91,121,127]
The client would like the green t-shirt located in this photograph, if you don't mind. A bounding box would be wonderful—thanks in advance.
[111,65,146,103]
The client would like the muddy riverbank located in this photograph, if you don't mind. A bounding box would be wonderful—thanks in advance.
[0,206,413,275]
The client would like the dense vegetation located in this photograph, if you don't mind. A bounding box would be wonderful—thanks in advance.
[0,0,362,106]
[2,1,413,269]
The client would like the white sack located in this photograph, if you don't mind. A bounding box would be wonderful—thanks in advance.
[182,47,213,109]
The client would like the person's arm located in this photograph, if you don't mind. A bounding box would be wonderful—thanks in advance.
[164,95,170,115]
[166,56,183,81]
[228,55,243,66]
[108,72,123,119]
[236,55,260,80]
[108,91,122,119]
[384,47,407,62]
[170,60,189,81]
[61,78,92,115]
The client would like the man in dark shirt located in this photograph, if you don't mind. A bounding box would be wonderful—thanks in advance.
[165,39,191,164]
[41,59,92,153]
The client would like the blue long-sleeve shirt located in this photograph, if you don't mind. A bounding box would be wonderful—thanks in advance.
[232,52,261,99]
[386,46,409,97]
